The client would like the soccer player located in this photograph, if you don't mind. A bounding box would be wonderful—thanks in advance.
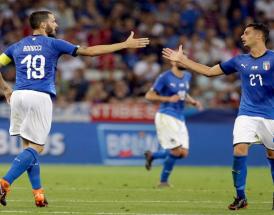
[144,61,203,187]
[0,10,149,207]
[162,23,274,210]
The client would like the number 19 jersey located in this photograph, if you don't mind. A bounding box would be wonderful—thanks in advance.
[220,50,274,119]
[0,35,78,96]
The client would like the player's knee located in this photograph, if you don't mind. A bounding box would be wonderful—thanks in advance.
[266,149,274,159]
[171,148,188,158]
[233,143,248,156]
[180,149,188,158]
[29,144,44,154]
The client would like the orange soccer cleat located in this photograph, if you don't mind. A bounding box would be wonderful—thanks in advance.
[0,179,10,206]
[33,188,48,207]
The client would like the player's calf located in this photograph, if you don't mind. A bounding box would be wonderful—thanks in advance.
[33,188,48,207]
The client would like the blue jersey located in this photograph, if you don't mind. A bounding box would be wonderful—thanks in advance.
[220,50,274,119]
[152,70,192,121]
[1,35,77,96]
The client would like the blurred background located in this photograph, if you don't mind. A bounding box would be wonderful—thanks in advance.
[0,0,273,165]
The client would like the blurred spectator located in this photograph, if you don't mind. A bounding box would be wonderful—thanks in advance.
[0,0,273,109]
[255,0,274,20]
[133,53,160,81]
[58,55,85,82]
[68,68,89,101]
[55,0,75,33]
[85,81,108,103]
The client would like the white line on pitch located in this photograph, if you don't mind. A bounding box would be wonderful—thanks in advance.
[13,186,272,193]
[0,211,81,214]
[7,199,272,204]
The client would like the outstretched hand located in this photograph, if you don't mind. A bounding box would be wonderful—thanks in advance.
[125,31,150,48]
[162,45,186,63]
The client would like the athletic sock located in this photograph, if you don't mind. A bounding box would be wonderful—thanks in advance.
[27,156,41,190]
[160,153,181,183]
[152,150,168,160]
[267,158,274,184]
[232,155,247,199]
[3,148,38,185]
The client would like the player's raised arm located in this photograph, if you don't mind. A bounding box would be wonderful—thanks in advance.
[162,45,223,77]
[76,31,150,57]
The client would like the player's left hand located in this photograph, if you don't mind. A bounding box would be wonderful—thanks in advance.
[162,45,186,62]
[3,85,12,104]
[194,100,204,111]
[125,31,150,48]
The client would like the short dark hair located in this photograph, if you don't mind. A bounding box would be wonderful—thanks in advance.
[29,11,52,29]
[246,23,269,43]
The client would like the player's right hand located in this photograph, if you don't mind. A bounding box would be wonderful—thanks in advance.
[125,31,150,48]
[168,95,180,102]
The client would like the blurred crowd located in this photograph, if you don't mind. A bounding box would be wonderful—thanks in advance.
[0,0,273,109]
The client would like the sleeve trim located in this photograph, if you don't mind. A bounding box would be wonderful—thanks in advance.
[0,53,12,66]
[219,63,227,75]
[72,46,79,57]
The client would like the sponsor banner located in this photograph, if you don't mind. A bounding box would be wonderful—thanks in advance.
[0,118,268,166]
[97,124,159,165]
[0,119,102,164]
[91,103,158,122]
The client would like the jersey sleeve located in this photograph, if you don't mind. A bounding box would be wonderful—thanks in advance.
[52,39,78,56]
[0,44,16,66]
[219,57,238,75]
[152,74,165,93]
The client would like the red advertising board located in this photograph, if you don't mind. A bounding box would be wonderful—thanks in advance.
[91,103,158,122]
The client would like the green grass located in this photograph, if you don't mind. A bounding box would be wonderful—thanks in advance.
[0,165,273,215]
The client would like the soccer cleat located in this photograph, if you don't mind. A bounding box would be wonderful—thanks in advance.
[0,179,10,206]
[144,151,153,170]
[272,192,274,210]
[33,188,48,207]
[228,197,248,210]
[157,182,173,188]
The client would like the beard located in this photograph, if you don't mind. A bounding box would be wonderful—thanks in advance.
[45,25,56,37]
[177,65,186,71]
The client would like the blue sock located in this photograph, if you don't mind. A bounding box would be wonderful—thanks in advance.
[160,153,181,183]
[267,158,274,184]
[3,148,38,185]
[152,150,168,160]
[27,156,41,190]
[232,155,247,199]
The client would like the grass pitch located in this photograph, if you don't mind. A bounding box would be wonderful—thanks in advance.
[0,165,273,215]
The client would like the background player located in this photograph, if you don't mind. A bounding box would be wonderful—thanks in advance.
[163,23,274,210]
[144,61,203,187]
[0,10,149,207]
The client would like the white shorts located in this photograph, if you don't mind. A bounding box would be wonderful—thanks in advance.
[233,115,274,150]
[155,112,189,150]
[9,90,52,145]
